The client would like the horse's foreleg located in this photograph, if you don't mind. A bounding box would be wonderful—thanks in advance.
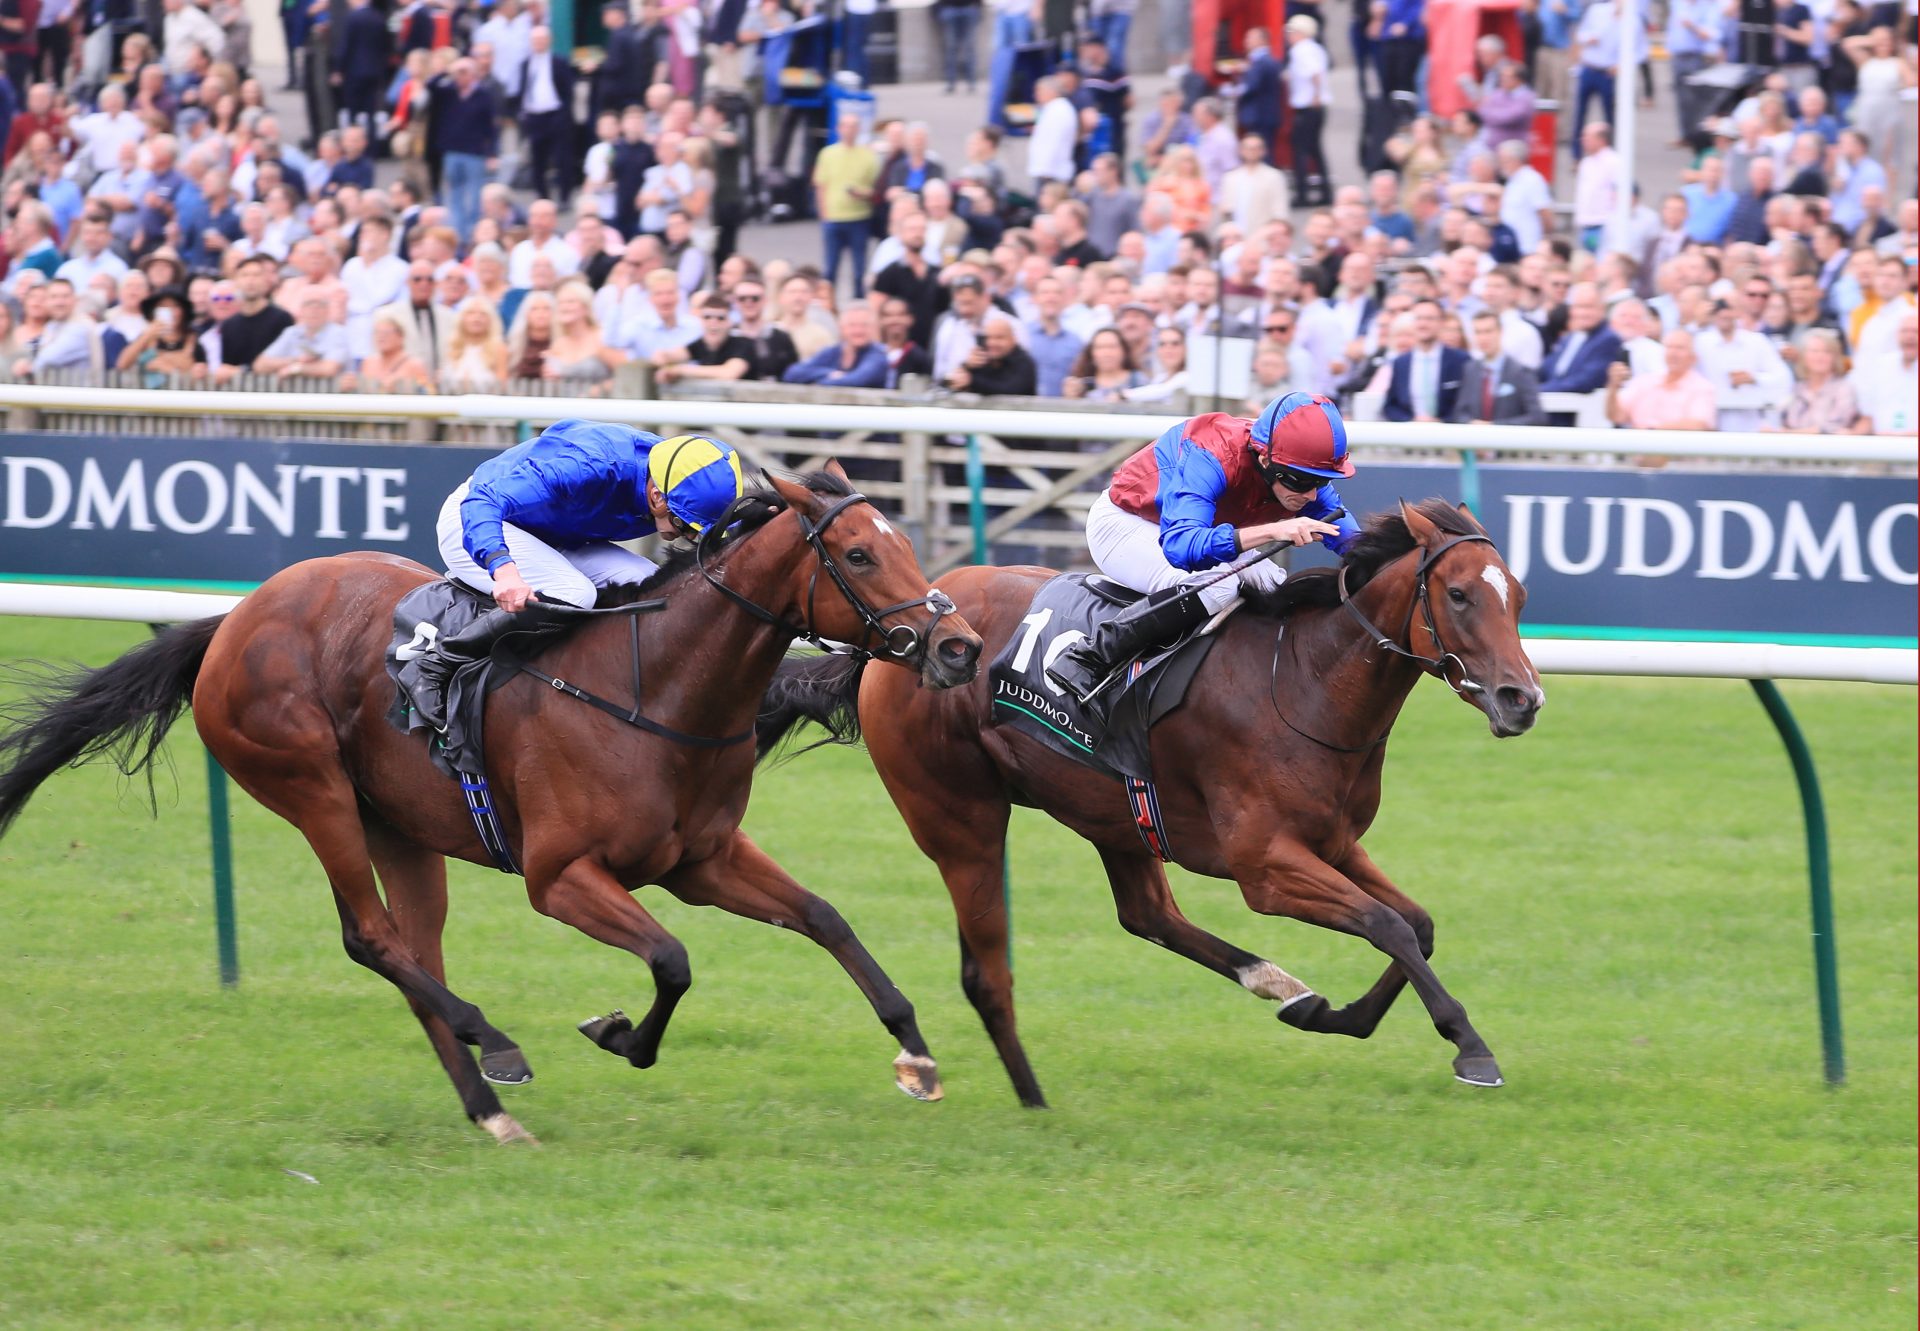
[1309,845,1434,1041]
[365,820,535,1146]
[662,833,942,1103]
[1097,847,1319,1014]
[528,857,691,1069]
[1235,846,1502,1087]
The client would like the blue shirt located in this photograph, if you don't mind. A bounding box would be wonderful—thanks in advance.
[1831,156,1887,232]
[781,341,889,388]
[459,421,666,571]
[1024,321,1084,397]
[1665,0,1720,55]
[1680,181,1738,243]
[1540,0,1583,50]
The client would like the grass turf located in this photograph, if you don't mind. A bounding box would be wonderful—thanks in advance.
[1,616,1913,1330]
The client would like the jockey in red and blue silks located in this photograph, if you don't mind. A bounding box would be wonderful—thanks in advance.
[1047,392,1362,702]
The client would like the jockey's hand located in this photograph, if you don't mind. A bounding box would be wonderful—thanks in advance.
[1240,517,1341,550]
[492,563,534,613]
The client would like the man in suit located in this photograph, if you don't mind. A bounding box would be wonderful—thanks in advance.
[593,0,651,118]
[1539,280,1623,394]
[1452,311,1546,426]
[374,258,455,376]
[1234,27,1282,155]
[1382,300,1471,422]
[519,25,577,199]
[331,0,390,133]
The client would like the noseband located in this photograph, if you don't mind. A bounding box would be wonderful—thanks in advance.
[697,490,957,666]
[1339,533,1494,697]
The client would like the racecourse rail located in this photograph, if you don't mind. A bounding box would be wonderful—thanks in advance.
[0,388,1912,1084]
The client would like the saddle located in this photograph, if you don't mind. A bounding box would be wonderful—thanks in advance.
[987,573,1227,857]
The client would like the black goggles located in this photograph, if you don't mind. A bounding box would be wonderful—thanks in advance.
[1260,460,1329,493]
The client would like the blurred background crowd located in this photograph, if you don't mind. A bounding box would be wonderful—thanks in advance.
[0,0,1912,433]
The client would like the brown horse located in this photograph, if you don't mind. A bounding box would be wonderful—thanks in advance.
[0,467,982,1143]
[757,499,1544,1106]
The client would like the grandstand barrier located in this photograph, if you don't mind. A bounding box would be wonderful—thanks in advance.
[0,387,1912,1082]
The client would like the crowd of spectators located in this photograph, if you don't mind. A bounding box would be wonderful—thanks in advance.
[0,0,1911,435]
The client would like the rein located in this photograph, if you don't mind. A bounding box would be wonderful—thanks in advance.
[1267,533,1495,754]
[696,490,958,667]
[517,608,756,748]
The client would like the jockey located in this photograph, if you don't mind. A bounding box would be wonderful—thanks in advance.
[411,420,747,726]
[1046,392,1362,702]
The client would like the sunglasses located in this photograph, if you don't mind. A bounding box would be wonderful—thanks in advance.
[1263,463,1325,493]
[735,292,763,301]
[210,294,238,303]
[1265,323,1294,334]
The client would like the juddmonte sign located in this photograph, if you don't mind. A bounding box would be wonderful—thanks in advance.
[0,436,1913,645]
[0,433,495,583]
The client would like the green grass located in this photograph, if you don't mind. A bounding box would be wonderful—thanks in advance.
[1,616,1914,1330]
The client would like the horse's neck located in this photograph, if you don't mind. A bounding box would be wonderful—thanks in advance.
[1280,559,1427,734]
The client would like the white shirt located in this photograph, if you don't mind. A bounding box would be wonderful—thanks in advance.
[163,2,226,73]
[1285,39,1330,109]
[1694,325,1791,430]
[71,110,146,174]
[1620,333,1666,377]
[1293,299,1349,394]
[522,52,561,115]
[932,310,988,381]
[1575,0,1621,68]
[474,11,534,96]
[1499,164,1553,254]
[1496,308,1544,368]
[1573,147,1622,227]
[341,251,409,359]
[508,235,582,288]
[1853,296,1917,367]
[1027,97,1079,184]
[1852,354,1919,434]
[55,248,130,286]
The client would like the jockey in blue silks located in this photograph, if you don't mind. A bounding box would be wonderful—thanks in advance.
[411,420,747,726]
[1046,392,1362,702]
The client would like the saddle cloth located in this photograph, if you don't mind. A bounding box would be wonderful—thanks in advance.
[986,573,1218,784]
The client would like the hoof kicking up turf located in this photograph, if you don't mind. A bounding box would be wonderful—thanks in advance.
[893,1051,944,1101]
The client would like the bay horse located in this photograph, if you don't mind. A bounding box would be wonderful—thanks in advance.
[757,499,1544,1106]
[0,467,983,1144]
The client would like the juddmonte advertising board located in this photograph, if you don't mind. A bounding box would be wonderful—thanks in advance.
[0,435,1914,646]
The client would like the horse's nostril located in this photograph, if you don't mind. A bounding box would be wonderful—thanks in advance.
[1498,686,1535,713]
[941,636,981,665]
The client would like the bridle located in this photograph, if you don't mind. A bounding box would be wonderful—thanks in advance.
[1268,532,1496,753]
[696,489,957,666]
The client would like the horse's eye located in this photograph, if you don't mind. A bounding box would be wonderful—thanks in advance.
[1448,586,1468,604]
[846,547,872,567]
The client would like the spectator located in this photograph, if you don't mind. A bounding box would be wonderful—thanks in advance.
[1480,265,1545,369]
[645,291,746,384]
[430,57,500,240]
[546,278,626,386]
[1850,312,1918,434]
[1775,329,1862,433]
[1540,281,1624,393]
[104,271,152,343]
[771,271,834,360]
[254,291,350,381]
[1146,145,1212,236]
[1495,139,1554,257]
[1060,325,1144,402]
[1605,329,1718,429]
[933,0,980,95]
[509,198,581,287]
[353,310,436,392]
[56,215,128,286]
[1027,76,1079,191]
[930,271,997,382]
[1126,326,1189,403]
[12,277,90,377]
[442,299,510,393]
[1572,122,1622,250]
[1021,274,1084,397]
[715,275,792,381]
[1454,310,1546,425]
[814,111,880,297]
[1079,153,1140,260]
[69,84,143,176]
[1695,298,1793,430]
[209,256,295,382]
[1382,299,1471,422]
[1610,298,1667,377]
[617,266,697,362]
[340,215,407,359]
[1850,254,1917,365]
[1838,28,1913,197]
[1139,85,1195,175]
[1570,0,1621,153]
[376,258,454,378]
[519,26,578,201]
[1471,59,1538,154]
[881,121,944,202]
[1680,154,1738,244]
[333,0,391,133]
[937,310,1027,394]
[116,287,202,386]
[1724,158,1777,246]
[876,295,933,387]
[783,300,889,388]
[1218,133,1290,235]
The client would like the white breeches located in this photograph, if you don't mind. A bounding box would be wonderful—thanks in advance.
[437,483,659,609]
[1085,491,1288,614]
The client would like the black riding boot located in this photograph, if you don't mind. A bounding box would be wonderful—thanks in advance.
[1044,585,1216,704]
[408,608,521,732]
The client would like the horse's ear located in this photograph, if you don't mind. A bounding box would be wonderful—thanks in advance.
[768,471,820,514]
[823,458,851,483]
[1456,500,1488,534]
[1399,498,1442,547]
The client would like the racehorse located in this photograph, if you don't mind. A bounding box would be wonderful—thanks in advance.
[0,466,983,1144]
[757,499,1544,1106]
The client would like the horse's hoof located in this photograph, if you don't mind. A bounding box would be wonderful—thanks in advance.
[1453,1054,1505,1087]
[1276,993,1330,1031]
[478,1112,540,1146]
[577,1010,632,1050]
[480,1046,534,1085]
[893,1051,944,1102]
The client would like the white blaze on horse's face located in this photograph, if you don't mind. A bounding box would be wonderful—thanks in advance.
[871,516,895,538]
[1479,564,1510,611]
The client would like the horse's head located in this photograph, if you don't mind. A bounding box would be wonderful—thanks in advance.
[1396,500,1545,738]
[765,463,983,689]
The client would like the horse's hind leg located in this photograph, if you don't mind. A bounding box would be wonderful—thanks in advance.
[526,857,691,1070]
[662,832,943,1103]
[364,819,536,1146]
[1097,846,1320,1015]
[1236,846,1502,1087]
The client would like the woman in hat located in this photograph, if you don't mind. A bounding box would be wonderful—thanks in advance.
[115,288,203,386]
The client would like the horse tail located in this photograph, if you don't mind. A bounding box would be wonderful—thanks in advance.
[755,650,867,763]
[0,616,225,837]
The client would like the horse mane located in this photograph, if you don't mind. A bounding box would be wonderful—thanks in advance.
[1241,498,1485,620]
[595,469,857,608]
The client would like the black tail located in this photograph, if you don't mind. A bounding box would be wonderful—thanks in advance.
[0,616,226,837]
[755,651,868,763]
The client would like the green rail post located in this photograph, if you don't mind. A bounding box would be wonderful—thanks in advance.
[965,434,989,564]
[1749,679,1844,1086]
[204,748,240,988]
[1458,448,1482,515]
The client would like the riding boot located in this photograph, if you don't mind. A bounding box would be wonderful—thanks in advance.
[408,608,522,732]
[1044,584,1216,705]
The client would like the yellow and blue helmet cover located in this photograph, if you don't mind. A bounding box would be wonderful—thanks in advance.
[647,434,746,533]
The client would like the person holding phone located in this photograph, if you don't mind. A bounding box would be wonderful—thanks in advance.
[115,288,204,386]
